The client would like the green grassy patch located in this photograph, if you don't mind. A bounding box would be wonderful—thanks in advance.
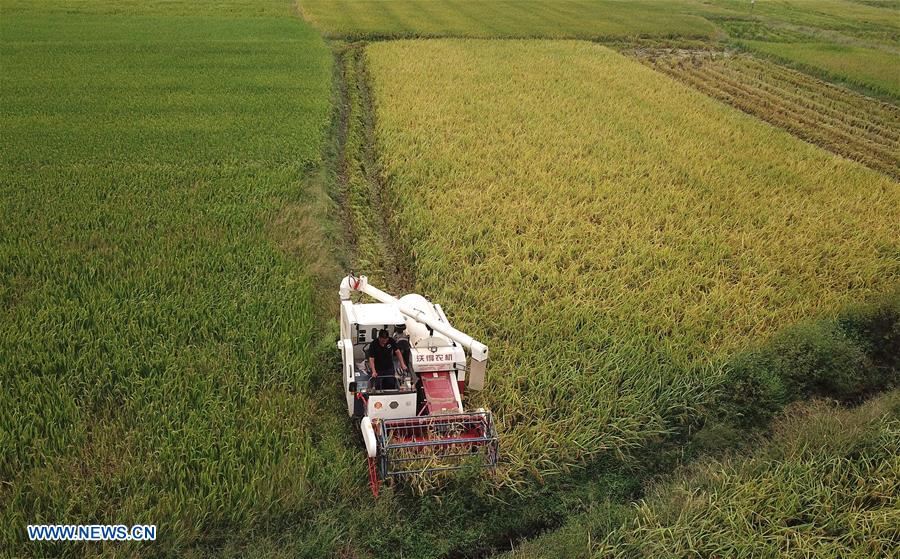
[718,292,900,429]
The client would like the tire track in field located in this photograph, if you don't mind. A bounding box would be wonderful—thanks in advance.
[333,42,411,293]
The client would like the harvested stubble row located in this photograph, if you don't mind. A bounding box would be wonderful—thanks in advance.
[365,40,900,487]
[739,40,900,100]
[638,51,900,178]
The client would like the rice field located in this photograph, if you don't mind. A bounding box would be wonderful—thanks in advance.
[0,0,355,555]
[6,0,900,557]
[366,39,900,486]
[635,49,900,178]
[299,0,718,40]
[713,0,900,37]
[504,390,900,558]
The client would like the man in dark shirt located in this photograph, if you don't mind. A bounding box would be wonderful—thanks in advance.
[367,329,408,390]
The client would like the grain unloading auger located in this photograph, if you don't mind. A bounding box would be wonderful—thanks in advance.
[338,274,499,496]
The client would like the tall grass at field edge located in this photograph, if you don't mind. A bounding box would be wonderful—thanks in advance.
[714,290,900,434]
[504,389,900,559]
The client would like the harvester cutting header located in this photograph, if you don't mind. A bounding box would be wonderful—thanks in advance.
[337,274,498,495]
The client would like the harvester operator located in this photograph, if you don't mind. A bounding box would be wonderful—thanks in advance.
[367,329,408,390]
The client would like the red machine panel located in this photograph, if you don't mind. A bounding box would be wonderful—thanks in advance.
[420,371,461,414]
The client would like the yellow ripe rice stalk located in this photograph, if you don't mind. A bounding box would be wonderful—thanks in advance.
[366,39,900,486]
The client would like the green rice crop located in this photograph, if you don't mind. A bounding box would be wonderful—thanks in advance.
[366,39,900,487]
[0,1,356,555]
[299,0,718,41]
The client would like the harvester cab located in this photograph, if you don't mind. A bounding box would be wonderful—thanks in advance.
[338,274,499,495]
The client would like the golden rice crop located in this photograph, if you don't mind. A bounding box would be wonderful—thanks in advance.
[365,39,900,487]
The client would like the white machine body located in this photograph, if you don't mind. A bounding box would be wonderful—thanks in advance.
[338,276,488,424]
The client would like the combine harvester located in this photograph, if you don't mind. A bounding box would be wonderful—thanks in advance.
[338,274,499,495]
